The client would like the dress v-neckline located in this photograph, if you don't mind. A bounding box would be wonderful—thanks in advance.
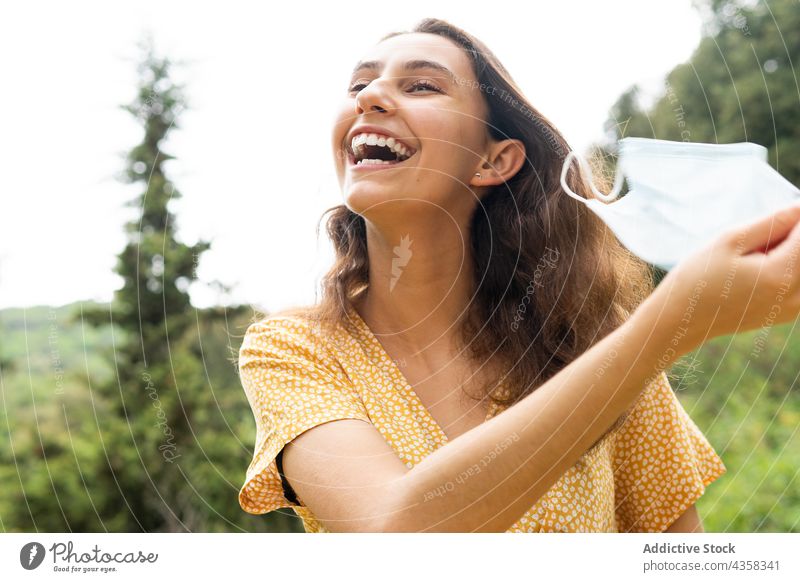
[345,304,505,445]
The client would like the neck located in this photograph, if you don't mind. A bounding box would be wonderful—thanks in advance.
[353,213,475,354]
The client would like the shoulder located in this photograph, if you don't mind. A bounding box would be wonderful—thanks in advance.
[630,371,676,414]
[242,303,317,339]
[605,372,673,440]
[613,371,697,454]
[237,308,367,414]
[239,306,345,367]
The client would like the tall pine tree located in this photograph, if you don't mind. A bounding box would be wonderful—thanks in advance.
[83,37,299,533]
[85,36,210,531]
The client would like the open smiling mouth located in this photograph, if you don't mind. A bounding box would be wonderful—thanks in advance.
[347,133,417,167]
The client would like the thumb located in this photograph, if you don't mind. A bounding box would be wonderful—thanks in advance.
[729,201,800,256]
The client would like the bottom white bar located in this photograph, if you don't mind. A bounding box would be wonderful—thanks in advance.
[1,533,797,581]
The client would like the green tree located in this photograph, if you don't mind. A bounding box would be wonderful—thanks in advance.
[78,36,210,531]
[605,0,800,184]
[78,37,298,532]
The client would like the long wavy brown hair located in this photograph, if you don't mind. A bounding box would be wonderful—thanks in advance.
[297,18,654,412]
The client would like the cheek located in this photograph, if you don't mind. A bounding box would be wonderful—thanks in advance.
[418,122,458,165]
[416,112,482,170]
[456,116,488,158]
[423,134,475,180]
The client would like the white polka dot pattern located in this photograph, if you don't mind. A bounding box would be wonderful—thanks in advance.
[237,315,371,524]
[237,308,726,533]
[612,373,727,532]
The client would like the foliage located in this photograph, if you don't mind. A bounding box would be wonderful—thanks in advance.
[604,0,800,184]
[0,37,301,533]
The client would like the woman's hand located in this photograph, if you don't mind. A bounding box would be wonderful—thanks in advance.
[648,202,800,356]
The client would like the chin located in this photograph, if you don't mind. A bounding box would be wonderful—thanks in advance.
[343,188,429,222]
[344,187,399,216]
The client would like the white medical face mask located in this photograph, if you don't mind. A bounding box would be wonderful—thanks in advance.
[559,137,800,271]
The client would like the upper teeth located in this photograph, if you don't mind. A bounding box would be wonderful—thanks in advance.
[350,132,413,160]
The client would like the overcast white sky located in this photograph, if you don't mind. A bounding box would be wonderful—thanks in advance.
[0,0,703,312]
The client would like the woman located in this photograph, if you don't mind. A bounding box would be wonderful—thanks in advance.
[237,18,800,532]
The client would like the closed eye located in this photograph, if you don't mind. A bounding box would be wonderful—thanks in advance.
[408,79,443,93]
[347,78,444,94]
[348,81,369,93]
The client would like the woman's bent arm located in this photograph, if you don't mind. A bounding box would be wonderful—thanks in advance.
[382,293,679,532]
[283,292,681,532]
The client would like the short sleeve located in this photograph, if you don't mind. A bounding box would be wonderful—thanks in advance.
[613,371,726,532]
[237,316,371,515]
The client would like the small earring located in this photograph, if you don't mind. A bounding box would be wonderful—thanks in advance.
[475,172,482,178]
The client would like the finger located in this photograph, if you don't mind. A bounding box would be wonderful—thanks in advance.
[730,201,800,255]
[768,209,800,264]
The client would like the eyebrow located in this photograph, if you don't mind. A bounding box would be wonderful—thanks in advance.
[350,59,457,84]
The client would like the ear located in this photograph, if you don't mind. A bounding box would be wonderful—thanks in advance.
[470,139,526,187]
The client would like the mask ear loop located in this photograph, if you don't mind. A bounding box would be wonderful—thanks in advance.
[560,150,624,204]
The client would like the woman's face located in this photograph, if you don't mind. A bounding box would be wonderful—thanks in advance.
[332,32,493,222]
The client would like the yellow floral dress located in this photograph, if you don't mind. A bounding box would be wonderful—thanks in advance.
[237,305,726,532]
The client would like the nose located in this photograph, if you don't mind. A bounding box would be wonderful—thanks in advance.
[354,78,395,116]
